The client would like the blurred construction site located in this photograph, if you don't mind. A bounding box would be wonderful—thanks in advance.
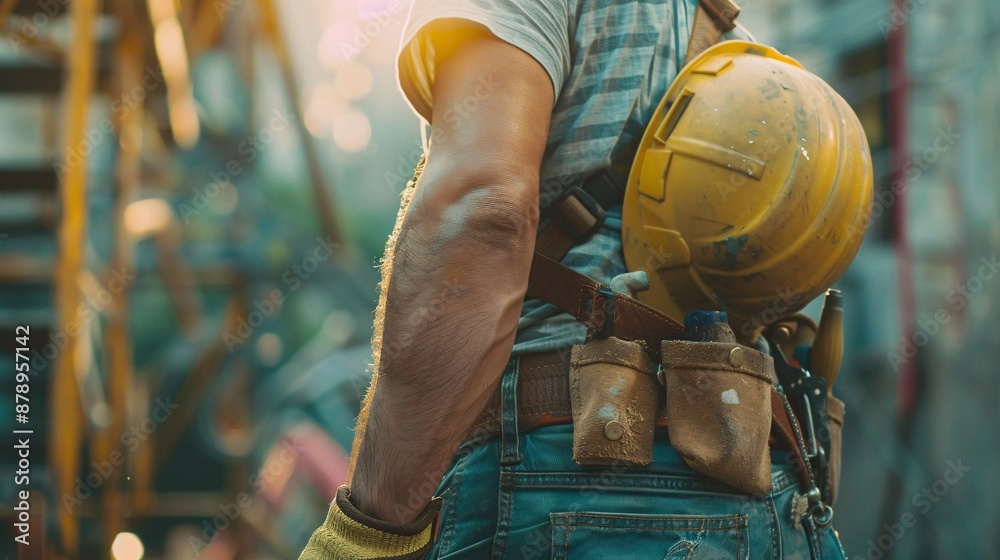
[0,0,997,558]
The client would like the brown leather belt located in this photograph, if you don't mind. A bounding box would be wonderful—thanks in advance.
[472,351,577,437]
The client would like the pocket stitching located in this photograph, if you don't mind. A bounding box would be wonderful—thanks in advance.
[551,513,748,558]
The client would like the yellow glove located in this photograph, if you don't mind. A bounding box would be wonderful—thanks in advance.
[299,486,442,560]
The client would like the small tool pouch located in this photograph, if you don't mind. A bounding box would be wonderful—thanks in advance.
[569,337,659,466]
[660,339,775,495]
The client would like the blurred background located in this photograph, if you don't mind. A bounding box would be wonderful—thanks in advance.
[0,0,996,558]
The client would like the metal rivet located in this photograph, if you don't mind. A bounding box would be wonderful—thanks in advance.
[729,347,745,368]
[604,421,624,441]
[806,486,822,504]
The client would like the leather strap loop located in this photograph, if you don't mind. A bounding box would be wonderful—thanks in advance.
[536,187,606,262]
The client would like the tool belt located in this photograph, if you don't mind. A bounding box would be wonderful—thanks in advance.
[475,343,817,497]
[473,170,843,524]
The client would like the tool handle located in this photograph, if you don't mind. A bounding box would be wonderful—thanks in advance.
[811,289,843,394]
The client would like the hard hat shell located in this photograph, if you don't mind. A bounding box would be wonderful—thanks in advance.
[622,41,874,334]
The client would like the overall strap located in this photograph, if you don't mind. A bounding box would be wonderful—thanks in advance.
[684,0,741,66]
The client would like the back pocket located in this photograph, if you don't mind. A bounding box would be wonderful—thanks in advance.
[550,512,748,560]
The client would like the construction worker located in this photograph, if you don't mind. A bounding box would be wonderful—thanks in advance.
[300,0,872,558]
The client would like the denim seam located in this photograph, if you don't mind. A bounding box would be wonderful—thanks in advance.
[766,493,782,560]
[552,513,748,557]
[737,515,743,560]
[554,513,570,560]
[565,523,744,531]
[564,514,571,555]
[499,358,522,466]
[492,356,521,558]
[513,471,749,495]
[490,471,515,559]
[559,512,747,529]
[804,517,823,559]
[435,450,470,556]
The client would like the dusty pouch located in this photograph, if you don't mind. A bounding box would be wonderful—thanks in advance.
[660,340,775,495]
[569,337,659,466]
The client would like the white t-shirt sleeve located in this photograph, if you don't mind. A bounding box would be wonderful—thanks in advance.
[396,0,571,121]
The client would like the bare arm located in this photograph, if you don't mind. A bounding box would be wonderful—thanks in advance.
[346,27,554,523]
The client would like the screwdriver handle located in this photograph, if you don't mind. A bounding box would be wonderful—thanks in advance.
[811,289,844,394]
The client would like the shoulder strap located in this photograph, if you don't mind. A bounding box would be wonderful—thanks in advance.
[540,0,741,246]
[683,0,741,66]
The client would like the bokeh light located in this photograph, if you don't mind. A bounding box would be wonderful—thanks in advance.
[124,198,173,237]
[318,20,359,70]
[256,332,284,366]
[90,402,112,429]
[332,109,371,153]
[110,532,144,560]
[334,63,374,101]
[304,83,347,138]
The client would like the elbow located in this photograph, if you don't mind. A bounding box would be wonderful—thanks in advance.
[448,185,539,251]
[409,165,540,254]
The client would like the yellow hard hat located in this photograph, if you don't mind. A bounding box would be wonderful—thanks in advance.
[622,41,873,338]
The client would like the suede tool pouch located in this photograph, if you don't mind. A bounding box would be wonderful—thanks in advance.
[660,339,775,495]
[569,337,659,466]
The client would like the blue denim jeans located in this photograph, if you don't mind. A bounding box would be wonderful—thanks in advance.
[425,358,846,559]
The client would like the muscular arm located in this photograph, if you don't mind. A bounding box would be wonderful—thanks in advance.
[347,27,554,523]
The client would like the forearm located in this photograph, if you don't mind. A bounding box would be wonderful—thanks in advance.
[348,167,538,523]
